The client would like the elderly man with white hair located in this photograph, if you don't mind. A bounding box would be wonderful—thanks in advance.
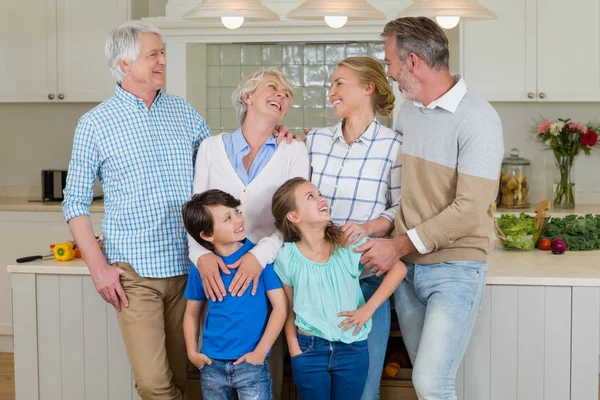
[62,20,209,400]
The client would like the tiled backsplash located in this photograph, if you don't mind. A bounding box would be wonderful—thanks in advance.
[205,42,392,135]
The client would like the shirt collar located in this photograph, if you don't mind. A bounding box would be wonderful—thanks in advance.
[331,118,380,144]
[231,128,277,155]
[114,83,164,110]
[412,74,467,113]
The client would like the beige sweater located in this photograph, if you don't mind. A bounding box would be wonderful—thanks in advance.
[394,78,504,264]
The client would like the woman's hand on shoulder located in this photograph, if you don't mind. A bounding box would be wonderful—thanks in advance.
[227,253,263,296]
[274,125,303,144]
[341,222,369,246]
[196,253,230,302]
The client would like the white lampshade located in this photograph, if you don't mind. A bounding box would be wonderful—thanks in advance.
[287,0,386,23]
[397,0,497,21]
[183,0,279,28]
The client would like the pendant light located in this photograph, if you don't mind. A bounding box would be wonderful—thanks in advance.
[287,0,386,29]
[397,0,496,29]
[183,0,279,30]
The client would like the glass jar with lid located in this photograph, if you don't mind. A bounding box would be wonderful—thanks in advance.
[499,148,531,208]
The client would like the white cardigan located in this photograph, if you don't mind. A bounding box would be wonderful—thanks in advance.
[188,134,310,267]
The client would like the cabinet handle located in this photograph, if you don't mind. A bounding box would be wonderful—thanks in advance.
[48,94,55,100]
[527,92,535,99]
[539,92,546,99]
[58,94,65,100]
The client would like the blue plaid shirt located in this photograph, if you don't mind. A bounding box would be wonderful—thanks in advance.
[306,118,402,225]
[62,84,211,278]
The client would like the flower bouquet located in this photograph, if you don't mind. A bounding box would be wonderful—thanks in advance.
[533,118,598,208]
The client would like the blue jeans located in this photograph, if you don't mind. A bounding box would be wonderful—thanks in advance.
[291,334,369,400]
[359,275,391,400]
[394,261,487,400]
[199,358,272,400]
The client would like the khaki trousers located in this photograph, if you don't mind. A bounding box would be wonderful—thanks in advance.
[115,262,189,400]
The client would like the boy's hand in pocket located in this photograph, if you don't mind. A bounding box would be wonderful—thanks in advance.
[189,352,212,369]
[233,350,266,366]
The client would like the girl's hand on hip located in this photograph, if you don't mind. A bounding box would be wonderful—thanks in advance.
[338,305,375,336]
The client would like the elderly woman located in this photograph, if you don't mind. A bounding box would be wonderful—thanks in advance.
[188,67,309,396]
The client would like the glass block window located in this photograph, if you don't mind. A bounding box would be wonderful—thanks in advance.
[205,42,392,136]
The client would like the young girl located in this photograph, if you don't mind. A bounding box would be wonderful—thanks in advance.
[272,177,406,400]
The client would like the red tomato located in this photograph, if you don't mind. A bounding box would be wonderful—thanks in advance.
[538,238,552,250]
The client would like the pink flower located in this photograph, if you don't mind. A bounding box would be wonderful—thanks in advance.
[538,120,555,134]
[581,130,598,147]
[567,123,588,134]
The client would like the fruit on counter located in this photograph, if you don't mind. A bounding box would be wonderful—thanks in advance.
[551,238,567,254]
[500,172,529,208]
[53,242,76,261]
[538,238,552,251]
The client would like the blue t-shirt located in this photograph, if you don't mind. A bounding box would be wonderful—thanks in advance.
[184,239,283,360]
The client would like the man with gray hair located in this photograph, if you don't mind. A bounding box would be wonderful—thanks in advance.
[62,20,211,399]
[356,17,504,399]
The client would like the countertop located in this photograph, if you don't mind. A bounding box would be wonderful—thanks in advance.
[494,204,600,216]
[0,197,104,212]
[7,243,600,287]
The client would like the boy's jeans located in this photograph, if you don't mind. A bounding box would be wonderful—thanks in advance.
[394,261,487,400]
[199,358,272,400]
[291,333,369,400]
[359,275,391,400]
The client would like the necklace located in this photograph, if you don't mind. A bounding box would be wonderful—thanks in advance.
[298,242,331,262]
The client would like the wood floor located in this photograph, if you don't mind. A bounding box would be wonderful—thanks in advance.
[0,353,14,400]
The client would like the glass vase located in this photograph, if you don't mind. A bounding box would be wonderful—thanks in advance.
[553,153,575,209]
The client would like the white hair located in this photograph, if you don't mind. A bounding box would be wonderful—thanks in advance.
[105,20,162,83]
[231,67,295,125]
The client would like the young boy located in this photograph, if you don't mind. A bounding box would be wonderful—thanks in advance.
[182,189,287,400]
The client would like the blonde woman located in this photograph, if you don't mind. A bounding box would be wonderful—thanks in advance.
[305,56,402,400]
[188,67,310,398]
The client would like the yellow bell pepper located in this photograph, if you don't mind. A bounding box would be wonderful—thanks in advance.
[53,242,75,261]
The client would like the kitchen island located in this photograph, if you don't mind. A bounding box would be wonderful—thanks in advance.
[7,244,600,400]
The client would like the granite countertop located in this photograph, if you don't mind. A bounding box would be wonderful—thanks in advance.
[0,197,104,212]
[7,242,600,287]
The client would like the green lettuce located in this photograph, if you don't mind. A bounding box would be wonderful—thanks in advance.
[496,213,539,250]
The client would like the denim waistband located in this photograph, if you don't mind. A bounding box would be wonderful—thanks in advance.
[297,333,366,347]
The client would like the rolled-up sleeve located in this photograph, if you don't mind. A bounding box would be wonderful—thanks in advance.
[62,117,100,222]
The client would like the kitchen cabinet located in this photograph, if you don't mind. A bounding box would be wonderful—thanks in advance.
[461,0,600,102]
[0,0,129,102]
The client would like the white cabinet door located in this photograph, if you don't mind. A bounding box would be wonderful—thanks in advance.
[56,0,129,102]
[0,0,58,102]
[536,0,600,102]
[461,0,537,101]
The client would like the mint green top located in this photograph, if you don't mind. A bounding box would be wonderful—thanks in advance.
[274,239,371,343]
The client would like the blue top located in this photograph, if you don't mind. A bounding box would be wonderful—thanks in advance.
[184,240,283,360]
[62,84,211,278]
[274,238,371,343]
[222,128,277,185]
